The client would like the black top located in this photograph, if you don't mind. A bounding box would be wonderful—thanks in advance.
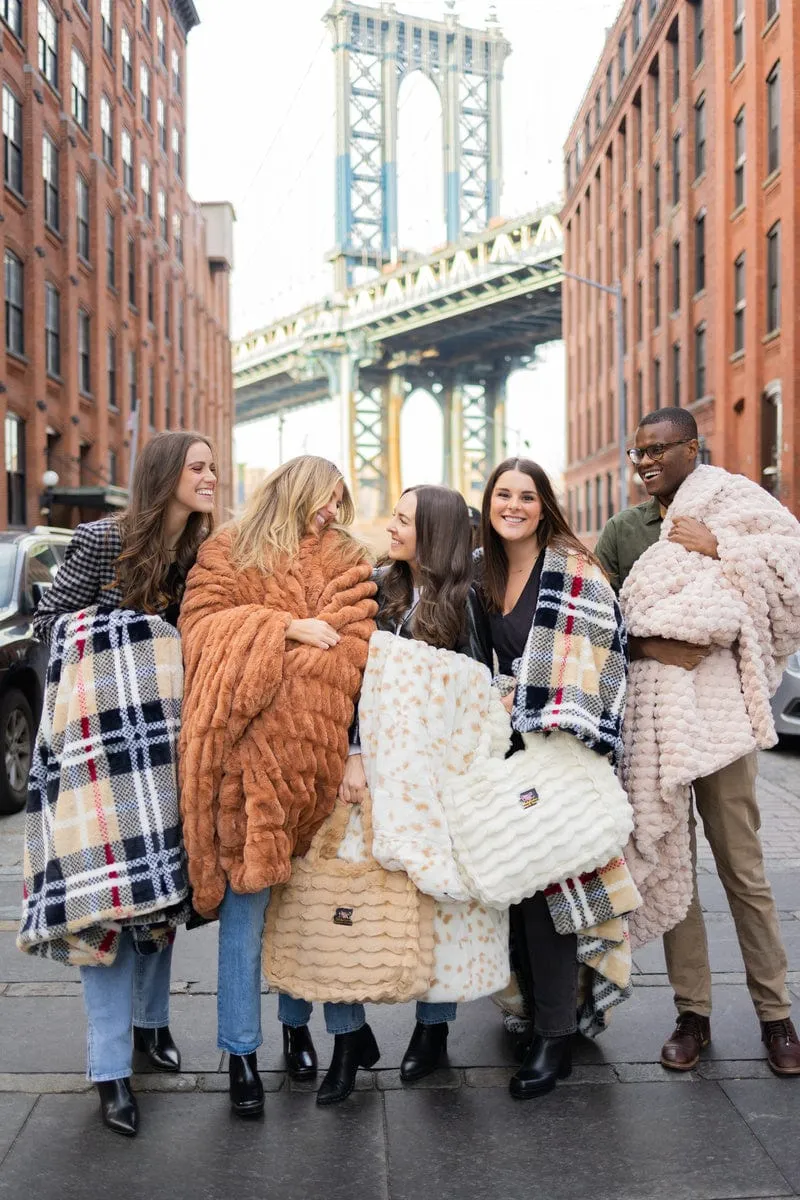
[488,549,545,675]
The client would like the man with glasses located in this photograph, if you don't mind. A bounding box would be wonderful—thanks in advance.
[596,407,800,1078]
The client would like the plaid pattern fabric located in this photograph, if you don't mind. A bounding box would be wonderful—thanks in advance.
[511,548,628,764]
[545,856,642,1037]
[18,606,189,966]
[33,518,123,646]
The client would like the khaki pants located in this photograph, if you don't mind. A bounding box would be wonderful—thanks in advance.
[663,751,791,1022]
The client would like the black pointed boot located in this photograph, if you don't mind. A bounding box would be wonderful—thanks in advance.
[229,1051,265,1118]
[316,1025,380,1106]
[400,1021,449,1082]
[133,1025,181,1073]
[97,1078,139,1137]
[509,1032,573,1100]
[283,1024,318,1081]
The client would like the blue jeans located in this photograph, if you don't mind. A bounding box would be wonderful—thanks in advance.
[217,885,309,1054]
[79,932,173,1082]
[283,999,457,1035]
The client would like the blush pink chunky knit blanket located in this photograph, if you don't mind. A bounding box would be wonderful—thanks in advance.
[619,465,800,946]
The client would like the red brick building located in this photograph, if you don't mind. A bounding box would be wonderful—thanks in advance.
[1,0,233,529]
[561,0,796,541]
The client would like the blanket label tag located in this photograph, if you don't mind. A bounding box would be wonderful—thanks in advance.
[519,788,539,810]
[333,907,354,926]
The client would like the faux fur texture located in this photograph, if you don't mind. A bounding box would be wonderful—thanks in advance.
[620,466,800,946]
[178,528,377,917]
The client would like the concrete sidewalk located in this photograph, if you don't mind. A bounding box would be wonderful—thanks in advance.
[1,746,799,1200]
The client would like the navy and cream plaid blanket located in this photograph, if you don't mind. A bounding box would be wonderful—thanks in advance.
[508,547,628,765]
[18,606,189,966]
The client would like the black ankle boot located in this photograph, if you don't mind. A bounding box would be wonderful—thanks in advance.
[229,1052,265,1117]
[282,1024,318,1081]
[400,1021,449,1083]
[509,1032,573,1100]
[133,1025,181,1073]
[97,1078,139,1137]
[316,1025,380,1106]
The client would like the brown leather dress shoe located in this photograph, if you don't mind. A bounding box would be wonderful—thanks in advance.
[762,1018,800,1076]
[660,1012,711,1071]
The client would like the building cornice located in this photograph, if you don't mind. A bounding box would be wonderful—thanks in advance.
[169,0,200,37]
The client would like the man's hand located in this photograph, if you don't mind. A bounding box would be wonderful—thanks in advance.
[631,635,713,671]
[668,517,719,559]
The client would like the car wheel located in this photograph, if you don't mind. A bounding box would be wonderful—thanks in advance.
[0,688,34,815]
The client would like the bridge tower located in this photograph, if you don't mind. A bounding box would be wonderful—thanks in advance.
[322,1,512,514]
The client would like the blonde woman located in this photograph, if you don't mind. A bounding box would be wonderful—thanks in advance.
[178,456,377,1118]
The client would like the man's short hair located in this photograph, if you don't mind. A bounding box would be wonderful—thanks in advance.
[638,407,698,440]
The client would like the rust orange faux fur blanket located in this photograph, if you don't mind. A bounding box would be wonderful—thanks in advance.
[178,528,377,916]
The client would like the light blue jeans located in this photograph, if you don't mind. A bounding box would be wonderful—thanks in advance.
[80,931,173,1082]
[285,999,457,1036]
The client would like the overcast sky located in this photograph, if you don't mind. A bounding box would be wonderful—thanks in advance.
[186,0,621,491]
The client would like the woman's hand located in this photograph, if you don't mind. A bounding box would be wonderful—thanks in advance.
[501,691,515,714]
[339,753,368,804]
[286,618,340,650]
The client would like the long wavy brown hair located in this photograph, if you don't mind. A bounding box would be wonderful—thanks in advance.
[111,431,215,611]
[480,457,599,613]
[380,485,473,650]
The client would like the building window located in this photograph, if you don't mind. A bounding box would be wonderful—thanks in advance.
[632,2,642,51]
[78,308,91,394]
[148,366,155,426]
[733,253,745,353]
[694,211,705,293]
[635,188,643,249]
[121,26,133,92]
[670,30,680,104]
[671,239,681,311]
[38,1,59,90]
[107,331,117,408]
[45,281,60,377]
[653,161,661,228]
[653,260,661,328]
[173,212,183,263]
[648,0,658,20]
[106,210,116,287]
[2,0,22,37]
[654,357,662,408]
[621,209,628,269]
[636,279,643,341]
[76,174,90,261]
[100,0,113,55]
[127,235,136,307]
[5,413,26,526]
[767,62,780,175]
[606,63,613,110]
[147,260,154,324]
[584,114,591,156]
[4,250,23,356]
[108,450,118,485]
[141,159,152,221]
[100,94,114,166]
[122,128,134,194]
[635,371,644,424]
[651,63,661,131]
[164,280,171,340]
[671,133,680,205]
[165,381,172,430]
[156,15,166,65]
[158,188,168,242]
[694,95,706,177]
[142,0,150,32]
[172,48,182,96]
[140,63,151,125]
[172,126,182,178]
[594,91,601,134]
[765,0,779,18]
[157,97,167,152]
[3,86,23,194]
[694,324,706,399]
[634,92,643,160]
[766,222,780,333]
[42,134,59,232]
[733,0,744,68]
[694,0,704,67]
[672,342,681,406]
[733,107,745,207]
[178,298,185,355]
[71,49,88,131]
[618,32,627,83]
[585,479,593,534]
[128,349,137,412]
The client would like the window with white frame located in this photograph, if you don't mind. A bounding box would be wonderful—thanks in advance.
[141,159,152,220]
[4,250,24,356]
[158,188,168,242]
[694,324,706,399]
[76,173,90,260]
[106,209,116,287]
[172,47,181,95]
[767,62,780,175]
[42,134,59,231]
[694,94,706,178]
[122,128,134,194]
[140,62,151,125]
[2,86,23,194]
[173,211,183,262]
[733,253,745,352]
[78,308,91,394]
[142,0,151,31]
[766,222,781,333]
[45,281,60,376]
[172,125,182,177]
[156,15,166,64]
[733,0,744,68]
[2,0,22,37]
[733,107,745,208]
[71,49,88,130]
[156,97,166,152]
[100,95,114,165]
[121,26,133,92]
[101,0,113,56]
[38,1,59,89]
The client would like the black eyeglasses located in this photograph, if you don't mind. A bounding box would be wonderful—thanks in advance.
[627,439,693,465]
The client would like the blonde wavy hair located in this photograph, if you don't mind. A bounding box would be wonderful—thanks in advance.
[230,455,365,573]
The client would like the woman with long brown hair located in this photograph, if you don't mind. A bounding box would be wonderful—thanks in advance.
[28,431,217,1136]
[470,457,627,1101]
[178,455,377,1120]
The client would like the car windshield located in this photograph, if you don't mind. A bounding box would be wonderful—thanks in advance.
[0,544,19,608]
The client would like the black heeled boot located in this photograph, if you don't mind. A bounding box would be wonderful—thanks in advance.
[509,1032,573,1100]
[316,1025,380,1106]
[133,1025,181,1073]
[97,1078,139,1137]
[400,1021,449,1082]
[229,1051,265,1118]
[283,1024,318,1081]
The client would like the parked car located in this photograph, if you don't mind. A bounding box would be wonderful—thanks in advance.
[771,651,800,739]
[0,527,73,814]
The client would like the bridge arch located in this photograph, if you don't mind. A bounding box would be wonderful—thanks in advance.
[396,71,446,256]
[400,385,445,491]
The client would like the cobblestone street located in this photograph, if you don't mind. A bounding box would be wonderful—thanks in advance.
[1,746,799,1200]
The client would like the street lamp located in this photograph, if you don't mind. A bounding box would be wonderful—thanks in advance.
[560,269,628,511]
[40,470,59,526]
